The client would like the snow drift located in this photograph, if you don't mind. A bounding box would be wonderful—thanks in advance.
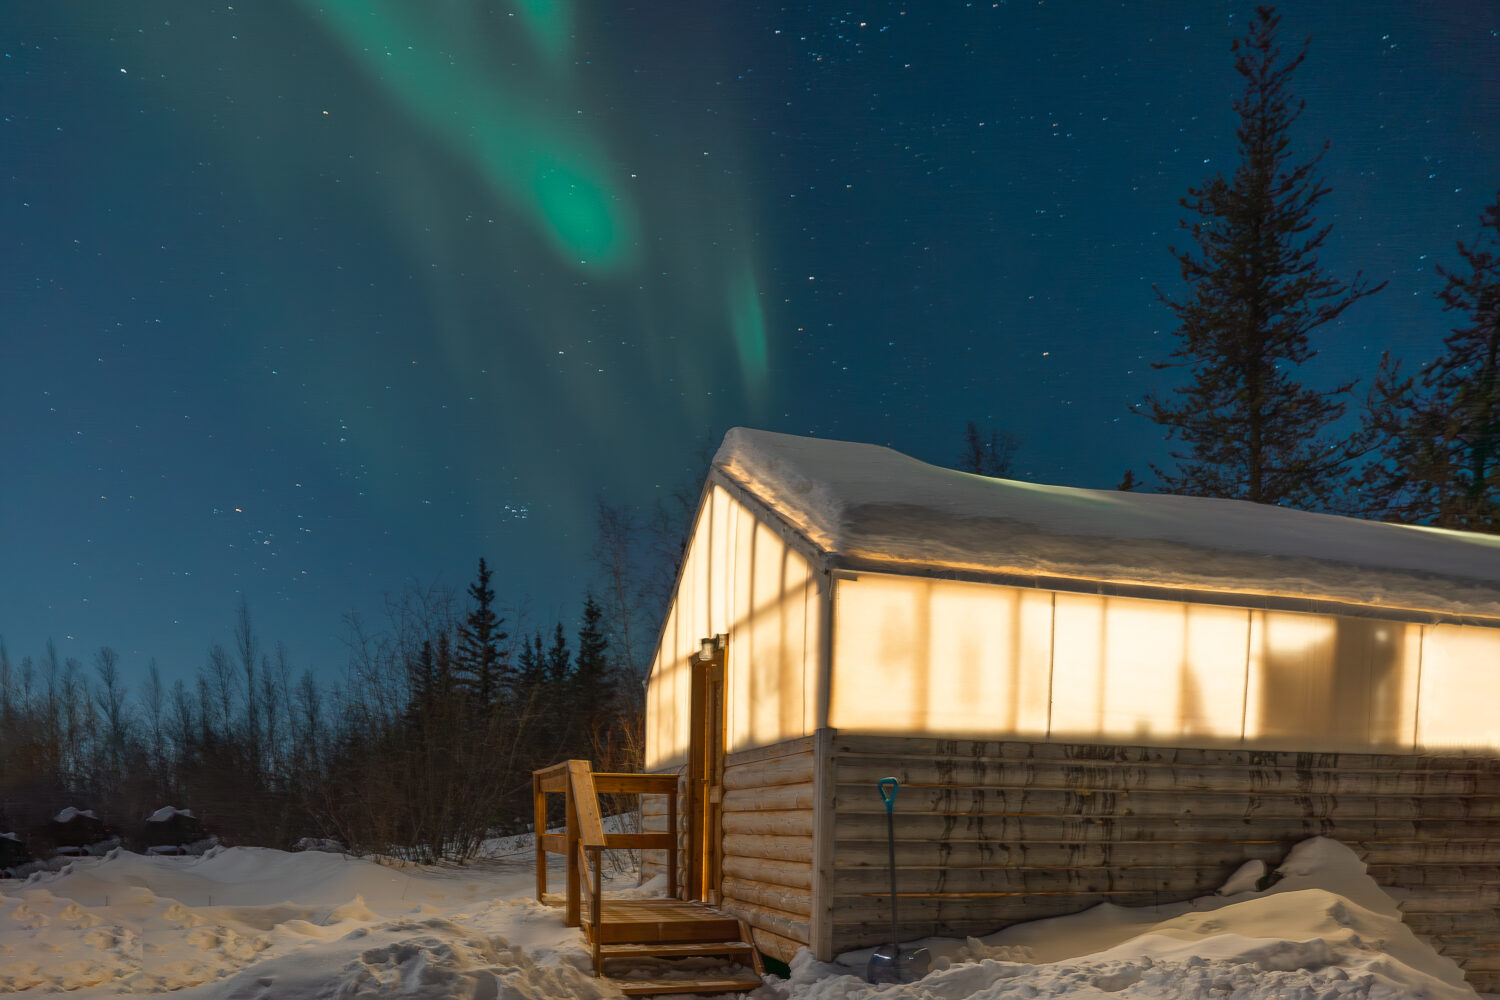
[0,836,1482,998]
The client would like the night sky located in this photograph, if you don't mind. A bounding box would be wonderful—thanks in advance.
[4,2,1497,686]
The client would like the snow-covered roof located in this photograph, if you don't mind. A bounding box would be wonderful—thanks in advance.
[148,806,194,823]
[53,807,98,823]
[713,428,1500,623]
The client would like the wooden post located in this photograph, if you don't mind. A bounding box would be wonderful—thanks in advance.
[533,770,546,902]
[811,727,837,961]
[667,778,679,898]
[687,658,709,900]
[707,649,726,906]
[565,764,581,928]
[589,844,603,976]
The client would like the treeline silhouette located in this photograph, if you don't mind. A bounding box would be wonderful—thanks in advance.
[0,489,696,865]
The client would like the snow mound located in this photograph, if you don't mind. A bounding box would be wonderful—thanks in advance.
[0,837,1482,999]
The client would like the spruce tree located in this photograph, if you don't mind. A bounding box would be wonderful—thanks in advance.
[571,596,610,760]
[1359,190,1500,531]
[454,558,508,710]
[1142,6,1383,507]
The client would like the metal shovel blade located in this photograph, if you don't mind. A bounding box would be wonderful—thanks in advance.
[866,943,932,985]
[870,947,924,983]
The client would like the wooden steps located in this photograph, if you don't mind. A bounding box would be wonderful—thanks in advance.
[583,899,743,943]
[534,759,766,996]
[613,974,768,996]
[602,934,766,997]
[585,904,765,995]
[600,940,757,958]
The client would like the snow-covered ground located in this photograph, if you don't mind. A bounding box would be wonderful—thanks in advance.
[0,835,1484,998]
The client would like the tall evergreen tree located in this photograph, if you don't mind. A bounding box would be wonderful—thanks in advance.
[571,595,611,760]
[1141,6,1383,507]
[1359,190,1500,531]
[454,558,508,709]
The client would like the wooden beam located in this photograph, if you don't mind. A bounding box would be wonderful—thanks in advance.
[722,753,814,790]
[721,877,812,917]
[603,832,675,850]
[722,833,814,864]
[568,760,607,846]
[811,726,837,961]
[724,735,817,768]
[722,810,815,838]
[717,898,811,943]
[722,855,813,890]
[593,773,679,794]
[722,782,816,812]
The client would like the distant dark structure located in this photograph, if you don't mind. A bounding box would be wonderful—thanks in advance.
[143,807,204,850]
[0,832,31,872]
[49,807,108,851]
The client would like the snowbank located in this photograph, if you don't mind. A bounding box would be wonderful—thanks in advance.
[0,837,1482,998]
[53,807,99,824]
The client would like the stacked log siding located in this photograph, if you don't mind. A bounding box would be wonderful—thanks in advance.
[718,737,818,962]
[829,733,1500,993]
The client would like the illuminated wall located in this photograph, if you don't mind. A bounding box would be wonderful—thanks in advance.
[831,573,1500,752]
[645,485,823,770]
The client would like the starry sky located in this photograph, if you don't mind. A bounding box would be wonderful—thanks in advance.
[3,1,1497,686]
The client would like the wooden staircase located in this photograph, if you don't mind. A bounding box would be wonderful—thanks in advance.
[534,760,765,996]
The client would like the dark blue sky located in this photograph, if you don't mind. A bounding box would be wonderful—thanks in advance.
[3,1,1497,685]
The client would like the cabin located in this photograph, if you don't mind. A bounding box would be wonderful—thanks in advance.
[143,807,205,854]
[642,428,1500,993]
[49,807,108,853]
[0,832,31,873]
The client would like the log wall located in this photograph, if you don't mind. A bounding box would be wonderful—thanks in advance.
[718,736,817,962]
[829,733,1500,994]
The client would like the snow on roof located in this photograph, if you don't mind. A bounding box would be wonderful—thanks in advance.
[53,807,98,823]
[148,806,194,823]
[1,832,18,842]
[713,428,1500,622]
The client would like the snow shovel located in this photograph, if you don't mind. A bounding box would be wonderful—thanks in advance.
[866,777,932,984]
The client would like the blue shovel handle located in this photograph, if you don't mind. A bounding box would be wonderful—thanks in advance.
[878,776,899,814]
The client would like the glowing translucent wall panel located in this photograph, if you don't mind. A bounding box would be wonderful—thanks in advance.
[830,575,1448,752]
[1417,625,1500,749]
[1050,595,1248,742]
[725,515,814,753]
[645,602,692,770]
[830,576,1051,735]
[645,485,822,769]
[1245,613,1420,748]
